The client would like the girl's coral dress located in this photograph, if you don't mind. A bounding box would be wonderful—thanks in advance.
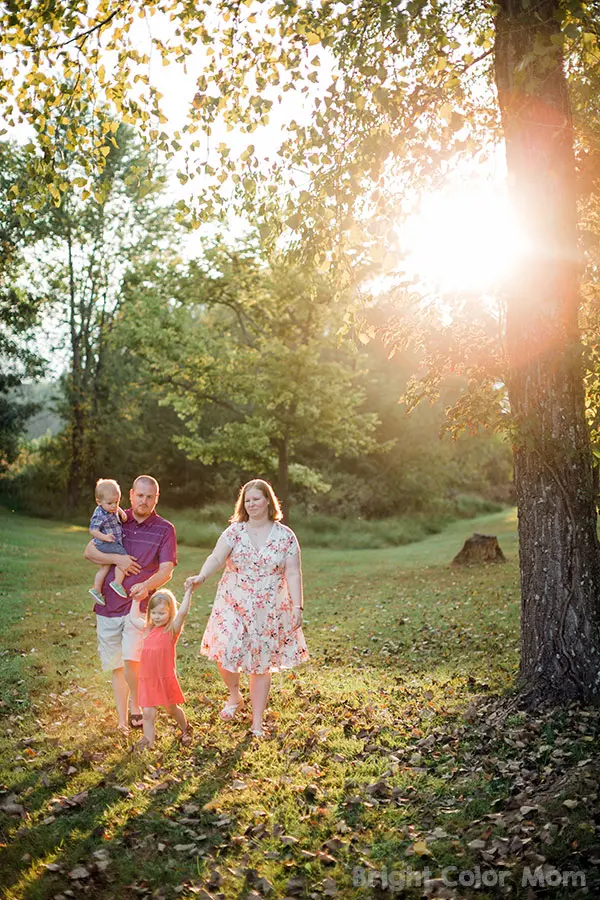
[138,625,185,707]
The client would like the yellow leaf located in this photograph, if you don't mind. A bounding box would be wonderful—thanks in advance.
[306,32,320,45]
[412,841,431,856]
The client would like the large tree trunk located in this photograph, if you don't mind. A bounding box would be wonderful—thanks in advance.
[494,1,600,704]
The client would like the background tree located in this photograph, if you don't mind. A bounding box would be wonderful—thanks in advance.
[0,142,48,471]
[118,242,381,521]
[31,121,176,507]
[3,1,600,702]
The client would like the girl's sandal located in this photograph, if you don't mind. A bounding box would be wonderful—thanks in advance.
[179,725,193,746]
[219,698,245,721]
[134,736,152,752]
[129,712,144,729]
[249,728,267,739]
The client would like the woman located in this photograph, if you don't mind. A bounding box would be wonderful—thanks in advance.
[185,479,309,737]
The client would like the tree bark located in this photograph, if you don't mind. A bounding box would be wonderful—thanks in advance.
[276,437,290,525]
[494,0,600,704]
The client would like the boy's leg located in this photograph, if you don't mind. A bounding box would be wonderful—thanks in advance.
[113,565,126,587]
[164,703,188,732]
[142,707,157,747]
[94,564,110,591]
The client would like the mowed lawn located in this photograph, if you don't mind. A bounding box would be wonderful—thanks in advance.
[0,507,598,900]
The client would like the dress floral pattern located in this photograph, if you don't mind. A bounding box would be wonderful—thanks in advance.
[200,521,309,674]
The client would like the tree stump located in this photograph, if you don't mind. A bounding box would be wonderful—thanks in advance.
[452,533,506,566]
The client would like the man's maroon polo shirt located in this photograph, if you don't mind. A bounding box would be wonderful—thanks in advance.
[95,509,177,617]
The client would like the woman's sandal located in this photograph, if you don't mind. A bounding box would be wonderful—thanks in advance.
[179,724,193,746]
[219,698,245,721]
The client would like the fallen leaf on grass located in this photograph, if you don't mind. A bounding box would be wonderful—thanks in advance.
[322,876,338,896]
[0,795,24,816]
[69,866,89,880]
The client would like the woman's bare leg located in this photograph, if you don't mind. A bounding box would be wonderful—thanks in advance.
[217,663,243,706]
[248,672,271,732]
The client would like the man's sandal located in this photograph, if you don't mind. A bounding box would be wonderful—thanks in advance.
[219,698,245,721]
[179,725,193,746]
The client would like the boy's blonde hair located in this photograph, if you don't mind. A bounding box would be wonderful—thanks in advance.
[95,478,121,502]
[146,589,179,634]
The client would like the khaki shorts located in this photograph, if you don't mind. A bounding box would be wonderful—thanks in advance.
[96,614,145,672]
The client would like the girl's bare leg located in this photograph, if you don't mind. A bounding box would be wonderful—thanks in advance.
[248,672,271,732]
[217,663,243,706]
[164,703,188,732]
[142,707,157,747]
[94,564,111,591]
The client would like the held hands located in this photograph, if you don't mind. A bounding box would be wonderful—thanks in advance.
[130,581,150,601]
[184,574,204,593]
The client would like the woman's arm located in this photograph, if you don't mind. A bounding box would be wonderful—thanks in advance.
[285,550,304,631]
[172,586,193,634]
[184,535,232,592]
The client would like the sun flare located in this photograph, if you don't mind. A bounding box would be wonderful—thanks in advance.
[401,181,523,295]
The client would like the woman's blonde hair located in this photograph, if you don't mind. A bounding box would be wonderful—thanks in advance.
[145,589,179,634]
[230,479,283,523]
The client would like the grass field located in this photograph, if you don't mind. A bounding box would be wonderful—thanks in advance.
[0,506,598,900]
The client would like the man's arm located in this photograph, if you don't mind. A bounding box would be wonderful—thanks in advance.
[83,539,141,574]
[129,561,175,601]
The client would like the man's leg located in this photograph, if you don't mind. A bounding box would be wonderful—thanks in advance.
[124,660,140,717]
[111,667,129,730]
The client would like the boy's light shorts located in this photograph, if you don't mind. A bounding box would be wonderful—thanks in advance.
[96,614,144,671]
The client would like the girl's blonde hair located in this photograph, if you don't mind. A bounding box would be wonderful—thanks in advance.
[230,479,283,523]
[145,589,179,634]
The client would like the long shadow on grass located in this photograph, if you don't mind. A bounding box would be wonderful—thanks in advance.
[0,721,255,900]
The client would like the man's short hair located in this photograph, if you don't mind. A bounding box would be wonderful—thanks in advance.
[132,475,159,494]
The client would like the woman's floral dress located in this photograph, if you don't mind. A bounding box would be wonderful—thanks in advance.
[200,521,309,674]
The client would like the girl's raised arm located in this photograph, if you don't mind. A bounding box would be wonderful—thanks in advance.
[172,586,193,635]
[129,596,147,631]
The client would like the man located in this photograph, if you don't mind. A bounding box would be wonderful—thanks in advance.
[84,475,177,732]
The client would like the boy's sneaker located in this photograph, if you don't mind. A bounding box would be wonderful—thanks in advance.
[110,581,128,598]
[89,588,105,606]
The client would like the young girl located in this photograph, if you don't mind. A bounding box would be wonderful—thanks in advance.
[129,587,193,750]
